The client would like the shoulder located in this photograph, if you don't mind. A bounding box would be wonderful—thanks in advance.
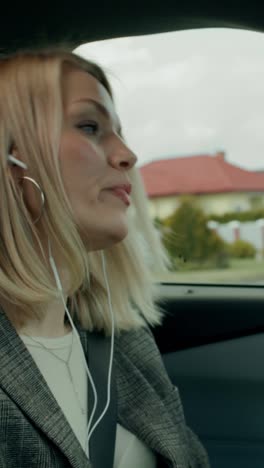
[114,324,174,395]
[115,324,159,364]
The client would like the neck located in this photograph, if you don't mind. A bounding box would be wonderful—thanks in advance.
[19,319,72,338]
[3,287,72,339]
[19,296,73,337]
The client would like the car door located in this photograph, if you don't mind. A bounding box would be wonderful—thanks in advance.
[151,284,264,468]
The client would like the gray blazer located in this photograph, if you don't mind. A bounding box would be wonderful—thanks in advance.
[0,310,210,468]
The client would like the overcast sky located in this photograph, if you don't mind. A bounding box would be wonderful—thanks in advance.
[75,28,264,171]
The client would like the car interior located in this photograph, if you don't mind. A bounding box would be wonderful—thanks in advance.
[1,2,264,467]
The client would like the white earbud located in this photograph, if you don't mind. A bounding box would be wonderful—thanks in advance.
[7,154,28,170]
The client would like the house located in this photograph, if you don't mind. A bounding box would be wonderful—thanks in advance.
[139,151,264,220]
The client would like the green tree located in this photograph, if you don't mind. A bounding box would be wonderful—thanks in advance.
[162,196,228,267]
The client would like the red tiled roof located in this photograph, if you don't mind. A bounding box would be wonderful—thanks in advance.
[139,153,264,198]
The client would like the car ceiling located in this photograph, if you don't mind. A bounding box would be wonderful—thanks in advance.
[1,1,264,53]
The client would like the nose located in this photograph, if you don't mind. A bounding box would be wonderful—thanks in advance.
[108,138,138,171]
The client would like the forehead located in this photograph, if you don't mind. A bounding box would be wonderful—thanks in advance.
[62,67,118,123]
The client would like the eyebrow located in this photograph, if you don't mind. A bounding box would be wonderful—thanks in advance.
[72,98,123,136]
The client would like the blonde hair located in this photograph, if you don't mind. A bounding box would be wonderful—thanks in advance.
[0,47,170,336]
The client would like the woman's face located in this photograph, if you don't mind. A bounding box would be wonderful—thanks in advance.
[59,67,137,250]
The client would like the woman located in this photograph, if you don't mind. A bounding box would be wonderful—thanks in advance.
[0,48,210,467]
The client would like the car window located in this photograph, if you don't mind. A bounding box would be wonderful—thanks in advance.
[75,29,264,285]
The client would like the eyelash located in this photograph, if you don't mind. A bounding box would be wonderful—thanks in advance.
[77,121,99,136]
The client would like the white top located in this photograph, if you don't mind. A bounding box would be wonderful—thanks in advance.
[20,330,156,468]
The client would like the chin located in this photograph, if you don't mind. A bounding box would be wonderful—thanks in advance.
[103,223,129,249]
[81,224,129,251]
[109,227,128,244]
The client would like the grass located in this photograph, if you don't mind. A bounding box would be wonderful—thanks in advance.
[155,258,264,284]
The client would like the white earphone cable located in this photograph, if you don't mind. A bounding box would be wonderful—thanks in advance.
[48,240,114,460]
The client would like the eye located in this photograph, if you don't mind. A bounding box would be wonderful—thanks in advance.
[77,121,99,136]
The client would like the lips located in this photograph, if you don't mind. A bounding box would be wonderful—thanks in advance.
[110,187,131,206]
[106,183,132,206]
[111,184,132,195]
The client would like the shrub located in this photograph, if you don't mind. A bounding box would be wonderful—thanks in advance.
[162,196,229,267]
[228,239,256,258]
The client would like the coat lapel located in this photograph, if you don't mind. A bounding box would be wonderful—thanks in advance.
[0,310,90,468]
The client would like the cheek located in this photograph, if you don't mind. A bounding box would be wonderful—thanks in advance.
[59,133,97,169]
[59,133,104,195]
